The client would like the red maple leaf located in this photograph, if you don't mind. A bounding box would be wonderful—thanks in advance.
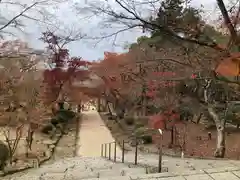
[191,74,197,79]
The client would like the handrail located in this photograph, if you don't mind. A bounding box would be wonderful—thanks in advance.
[101,141,117,162]
[101,139,139,165]
[101,137,163,173]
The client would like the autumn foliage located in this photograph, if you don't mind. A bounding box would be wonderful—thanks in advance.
[40,32,91,104]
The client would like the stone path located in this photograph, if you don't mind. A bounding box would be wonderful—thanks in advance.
[77,108,122,157]
[1,157,147,180]
[77,108,240,172]
[3,108,240,179]
[3,156,240,180]
[115,151,240,172]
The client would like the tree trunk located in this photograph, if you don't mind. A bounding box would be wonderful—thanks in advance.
[196,113,203,124]
[107,102,113,116]
[141,83,147,116]
[25,123,34,158]
[204,80,226,158]
[208,106,226,158]
[78,100,81,112]
[97,97,101,112]
[142,97,147,116]
[215,126,225,158]
[171,126,174,145]
[100,98,107,112]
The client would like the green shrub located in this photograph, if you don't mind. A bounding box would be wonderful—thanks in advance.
[134,127,153,144]
[124,116,135,125]
[135,122,144,129]
[50,109,76,127]
[55,109,76,123]
[0,140,9,170]
[134,127,147,137]
[141,135,152,144]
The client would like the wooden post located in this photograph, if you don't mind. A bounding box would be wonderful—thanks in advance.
[97,97,101,112]
[109,143,111,160]
[105,144,107,157]
[135,138,138,165]
[158,129,163,173]
[101,144,103,157]
[158,144,162,173]
[114,141,117,162]
[122,140,125,163]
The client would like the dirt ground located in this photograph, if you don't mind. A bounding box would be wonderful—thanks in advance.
[0,126,49,159]
[0,117,79,171]
[100,113,240,160]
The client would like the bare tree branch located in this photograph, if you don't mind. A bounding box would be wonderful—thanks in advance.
[83,0,227,52]
[216,0,240,50]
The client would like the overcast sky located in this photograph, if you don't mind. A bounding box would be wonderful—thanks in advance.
[7,0,219,61]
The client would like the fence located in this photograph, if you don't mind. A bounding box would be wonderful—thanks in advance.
[101,139,163,173]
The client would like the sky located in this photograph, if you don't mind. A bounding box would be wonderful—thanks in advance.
[3,0,219,61]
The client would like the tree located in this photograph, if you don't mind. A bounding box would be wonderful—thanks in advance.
[0,40,45,162]
[40,31,91,105]
[91,52,132,116]
[83,0,240,157]
[0,0,65,37]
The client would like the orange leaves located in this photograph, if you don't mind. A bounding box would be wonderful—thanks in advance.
[95,51,129,90]
[148,110,181,131]
[215,53,240,76]
[149,114,165,129]
[41,31,92,103]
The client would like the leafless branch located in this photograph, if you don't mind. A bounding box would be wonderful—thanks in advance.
[82,0,227,52]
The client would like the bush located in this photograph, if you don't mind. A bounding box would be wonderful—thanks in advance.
[141,135,152,144]
[0,140,9,170]
[134,127,153,144]
[134,122,144,129]
[46,109,76,133]
[108,115,117,120]
[124,117,135,125]
[41,124,54,134]
[134,127,146,137]
[54,109,76,124]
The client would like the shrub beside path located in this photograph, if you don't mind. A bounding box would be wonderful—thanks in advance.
[77,108,122,157]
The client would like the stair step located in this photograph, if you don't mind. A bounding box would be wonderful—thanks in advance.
[86,176,130,180]
[64,169,99,179]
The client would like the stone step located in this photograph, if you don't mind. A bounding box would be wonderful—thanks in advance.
[5,154,240,180]
[85,177,130,180]
[87,163,134,171]
[2,157,148,180]
[64,169,99,179]
[4,163,240,180]
[96,167,146,177]
[120,167,146,176]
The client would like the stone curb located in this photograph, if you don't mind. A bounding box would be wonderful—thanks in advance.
[163,152,232,161]
[140,149,232,161]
